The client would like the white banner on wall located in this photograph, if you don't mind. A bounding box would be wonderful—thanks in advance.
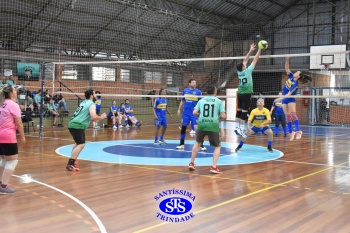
[4,69,12,76]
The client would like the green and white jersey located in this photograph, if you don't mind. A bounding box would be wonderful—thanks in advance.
[68,99,94,129]
[195,96,225,132]
[237,64,254,94]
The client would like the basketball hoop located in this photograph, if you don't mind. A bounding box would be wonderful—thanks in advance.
[321,63,330,72]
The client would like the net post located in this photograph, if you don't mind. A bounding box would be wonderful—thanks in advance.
[38,63,46,139]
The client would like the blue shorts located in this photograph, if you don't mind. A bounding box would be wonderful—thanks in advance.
[126,114,134,118]
[251,126,270,134]
[281,97,296,104]
[154,116,167,127]
[181,114,198,126]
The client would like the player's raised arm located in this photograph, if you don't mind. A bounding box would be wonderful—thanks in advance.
[285,57,291,74]
[243,43,256,67]
[251,48,261,67]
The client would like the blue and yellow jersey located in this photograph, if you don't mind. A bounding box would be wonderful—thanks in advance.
[107,105,119,117]
[153,97,168,117]
[119,107,125,115]
[272,101,284,115]
[124,104,133,116]
[182,88,202,114]
[282,72,298,96]
[95,97,101,111]
[249,107,271,127]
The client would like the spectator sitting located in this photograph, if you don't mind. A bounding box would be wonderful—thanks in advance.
[33,90,42,110]
[24,95,34,113]
[52,93,68,113]
[124,99,142,128]
[6,75,16,86]
[44,89,52,104]
[46,98,59,127]
[107,101,123,129]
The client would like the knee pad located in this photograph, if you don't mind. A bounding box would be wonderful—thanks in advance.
[181,126,187,134]
[286,114,292,123]
[5,160,18,171]
[290,112,298,121]
[236,110,242,119]
[0,159,5,168]
[241,112,249,121]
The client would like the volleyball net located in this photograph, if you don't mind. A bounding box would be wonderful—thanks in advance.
[14,48,346,133]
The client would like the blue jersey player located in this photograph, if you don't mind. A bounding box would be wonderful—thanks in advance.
[124,99,142,128]
[176,79,206,150]
[270,92,287,137]
[93,91,102,129]
[274,57,311,141]
[153,89,172,145]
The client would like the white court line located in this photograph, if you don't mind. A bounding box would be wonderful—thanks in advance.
[274,159,350,168]
[12,174,107,233]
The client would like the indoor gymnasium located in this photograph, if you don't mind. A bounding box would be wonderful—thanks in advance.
[1,0,350,232]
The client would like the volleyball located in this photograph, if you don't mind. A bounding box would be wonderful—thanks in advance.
[258,40,268,50]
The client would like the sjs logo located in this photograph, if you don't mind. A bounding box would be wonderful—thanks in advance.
[154,189,195,222]
[159,198,192,215]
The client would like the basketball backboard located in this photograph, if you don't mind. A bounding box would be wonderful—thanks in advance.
[310,45,347,70]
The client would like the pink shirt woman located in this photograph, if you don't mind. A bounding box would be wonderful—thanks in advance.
[0,85,25,194]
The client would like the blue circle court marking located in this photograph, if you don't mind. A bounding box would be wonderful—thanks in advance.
[55,140,284,166]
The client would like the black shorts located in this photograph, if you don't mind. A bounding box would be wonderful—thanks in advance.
[196,130,221,147]
[68,128,86,145]
[238,93,252,111]
[0,143,18,156]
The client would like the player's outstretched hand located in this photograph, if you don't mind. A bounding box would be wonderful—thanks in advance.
[250,43,256,51]
[101,113,107,119]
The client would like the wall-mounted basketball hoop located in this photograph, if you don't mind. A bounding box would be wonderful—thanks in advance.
[321,63,330,72]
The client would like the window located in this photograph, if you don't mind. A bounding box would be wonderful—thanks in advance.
[92,67,115,81]
[144,71,162,84]
[121,69,130,83]
[62,65,77,80]
[167,73,173,85]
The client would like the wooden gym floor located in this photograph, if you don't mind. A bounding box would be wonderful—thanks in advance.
[2,122,350,233]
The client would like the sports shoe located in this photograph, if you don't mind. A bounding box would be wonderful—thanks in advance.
[289,131,296,141]
[113,125,117,129]
[210,166,223,174]
[154,140,160,145]
[235,145,242,152]
[189,130,195,134]
[267,147,273,152]
[176,145,184,149]
[159,140,167,145]
[200,145,207,151]
[137,121,143,127]
[66,164,80,172]
[126,125,130,128]
[119,124,123,128]
[189,162,195,171]
[0,186,15,194]
[295,130,302,140]
[284,134,287,137]
[94,126,101,129]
